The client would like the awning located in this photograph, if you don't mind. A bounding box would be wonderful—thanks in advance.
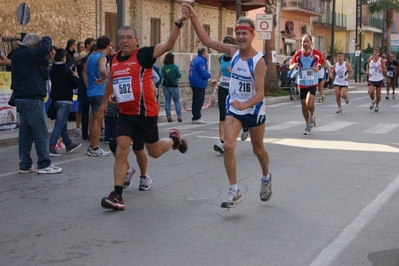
[194,0,264,12]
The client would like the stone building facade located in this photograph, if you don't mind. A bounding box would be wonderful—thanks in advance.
[1,0,236,54]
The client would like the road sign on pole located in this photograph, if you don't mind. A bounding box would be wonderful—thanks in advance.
[256,14,273,32]
[257,32,271,40]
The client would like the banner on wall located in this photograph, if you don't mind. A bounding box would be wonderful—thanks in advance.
[0,72,17,131]
[0,71,78,131]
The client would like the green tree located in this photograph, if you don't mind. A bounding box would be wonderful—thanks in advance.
[366,0,399,55]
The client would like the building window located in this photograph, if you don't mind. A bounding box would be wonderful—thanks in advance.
[151,18,161,46]
[315,36,324,51]
[105,12,117,47]
[227,27,233,36]
[203,24,210,36]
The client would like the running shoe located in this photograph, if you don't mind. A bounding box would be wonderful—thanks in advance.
[139,175,152,191]
[336,108,343,113]
[345,97,349,104]
[393,94,396,99]
[101,191,125,210]
[37,165,63,174]
[241,129,250,141]
[66,143,81,153]
[213,140,224,154]
[86,146,110,157]
[19,165,37,174]
[375,105,379,112]
[49,147,61,157]
[192,119,206,124]
[318,95,325,103]
[303,125,311,135]
[123,166,136,189]
[260,174,272,202]
[385,95,389,100]
[310,116,316,130]
[169,128,188,153]
[370,101,375,110]
[220,188,242,208]
[74,128,82,138]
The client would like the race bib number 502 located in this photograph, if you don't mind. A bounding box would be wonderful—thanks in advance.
[113,77,134,103]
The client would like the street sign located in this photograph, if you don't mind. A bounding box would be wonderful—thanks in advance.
[256,14,273,32]
[257,32,271,40]
[17,3,30,26]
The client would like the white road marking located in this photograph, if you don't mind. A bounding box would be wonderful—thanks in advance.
[363,123,399,134]
[310,174,399,266]
[313,121,356,132]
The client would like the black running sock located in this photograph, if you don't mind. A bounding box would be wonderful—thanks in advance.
[93,147,99,150]
[114,186,123,197]
[171,137,179,147]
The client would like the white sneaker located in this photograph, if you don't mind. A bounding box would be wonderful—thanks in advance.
[86,146,110,157]
[221,188,242,208]
[74,128,82,138]
[241,129,250,141]
[336,108,342,113]
[37,165,63,174]
[123,166,136,189]
[192,119,206,124]
[19,165,37,174]
[213,140,224,154]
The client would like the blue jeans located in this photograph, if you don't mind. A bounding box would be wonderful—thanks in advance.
[15,99,51,170]
[162,86,182,118]
[49,101,73,147]
[191,86,205,120]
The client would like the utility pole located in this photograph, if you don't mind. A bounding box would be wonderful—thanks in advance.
[330,0,336,64]
[236,0,241,21]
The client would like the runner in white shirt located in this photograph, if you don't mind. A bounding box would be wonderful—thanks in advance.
[184,3,272,208]
[330,52,354,113]
[366,48,387,112]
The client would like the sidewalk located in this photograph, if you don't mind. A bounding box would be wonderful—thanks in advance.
[0,82,360,148]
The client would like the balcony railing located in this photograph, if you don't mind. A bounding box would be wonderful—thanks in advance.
[314,11,347,28]
[362,17,396,33]
[282,0,322,15]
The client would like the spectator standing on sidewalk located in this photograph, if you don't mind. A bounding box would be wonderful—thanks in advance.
[82,36,112,157]
[76,44,97,140]
[48,48,81,156]
[11,33,62,174]
[184,3,272,208]
[6,40,21,71]
[98,7,189,210]
[189,46,211,124]
[65,39,77,66]
[161,52,182,123]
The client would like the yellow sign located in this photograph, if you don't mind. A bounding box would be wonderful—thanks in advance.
[0,72,17,131]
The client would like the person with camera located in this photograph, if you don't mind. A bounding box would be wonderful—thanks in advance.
[11,33,62,174]
[48,48,81,156]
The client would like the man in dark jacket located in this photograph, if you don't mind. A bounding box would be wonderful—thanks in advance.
[48,48,81,156]
[189,46,211,124]
[12,33,62,174]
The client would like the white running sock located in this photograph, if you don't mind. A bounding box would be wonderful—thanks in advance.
[229,184,238,192]
[262,173,271,182]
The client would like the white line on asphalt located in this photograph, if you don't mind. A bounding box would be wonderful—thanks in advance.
[310,173,399,266]
[363,123,399,134]
[0,156,89,178]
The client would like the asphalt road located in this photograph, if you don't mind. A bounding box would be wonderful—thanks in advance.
[1,84,399,266]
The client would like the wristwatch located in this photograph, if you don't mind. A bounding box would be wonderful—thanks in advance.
[175,21,184,29]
